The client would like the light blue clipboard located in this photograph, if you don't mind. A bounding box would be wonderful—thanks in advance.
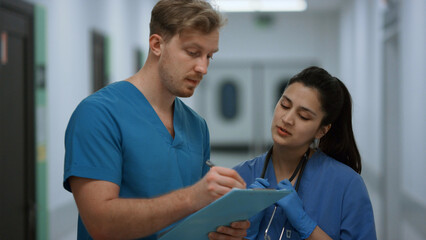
[158,188,290,240]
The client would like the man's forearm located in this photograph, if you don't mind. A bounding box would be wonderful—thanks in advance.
[80,186,198,239]
[71,166,246,239]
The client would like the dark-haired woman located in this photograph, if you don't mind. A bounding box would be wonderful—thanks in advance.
[234,66,376,240]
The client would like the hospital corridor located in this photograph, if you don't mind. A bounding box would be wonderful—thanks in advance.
[0,0,425,239]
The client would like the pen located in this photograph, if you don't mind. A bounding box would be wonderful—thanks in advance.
[205,159,215,168]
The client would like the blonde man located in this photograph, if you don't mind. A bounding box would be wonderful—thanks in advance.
[64,0,249,239]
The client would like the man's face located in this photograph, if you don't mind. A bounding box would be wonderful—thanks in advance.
[158,29,219,98]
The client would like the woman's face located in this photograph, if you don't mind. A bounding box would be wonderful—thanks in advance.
[271,82,330,150]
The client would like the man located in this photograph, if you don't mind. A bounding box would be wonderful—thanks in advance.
[63,0,249,239]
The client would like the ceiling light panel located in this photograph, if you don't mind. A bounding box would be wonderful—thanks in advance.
[213,0,307,12]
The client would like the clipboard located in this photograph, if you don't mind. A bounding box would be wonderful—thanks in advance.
[158,188,290,240]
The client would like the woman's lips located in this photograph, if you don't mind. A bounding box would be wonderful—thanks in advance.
[277,126,292,136]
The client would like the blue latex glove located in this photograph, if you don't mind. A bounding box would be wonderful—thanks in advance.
[248,178,270,189]
[277,179,317,239]
[246,178,270,240]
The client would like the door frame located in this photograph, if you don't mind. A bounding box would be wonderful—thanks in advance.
[0,0,35,238]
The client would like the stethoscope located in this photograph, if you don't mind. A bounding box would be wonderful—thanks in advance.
[261,146,311,240]
[260,146,310,191]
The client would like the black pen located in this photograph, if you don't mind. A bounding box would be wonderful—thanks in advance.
[205,159,215,168]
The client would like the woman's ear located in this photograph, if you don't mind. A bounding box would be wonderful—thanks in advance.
[149,34,163,56]
[316,124,331,139]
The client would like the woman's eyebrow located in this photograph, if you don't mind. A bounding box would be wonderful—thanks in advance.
[283,95,317,116]
[282,95,292,103]
[299,106,317,116]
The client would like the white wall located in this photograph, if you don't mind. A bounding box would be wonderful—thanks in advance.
[215,11,340,74]
[339,0,385,237]
[339,0,426,239]
[339,0,385,184]
[185,11,340,109]
[399,1,426,238]
[399,0,426,207]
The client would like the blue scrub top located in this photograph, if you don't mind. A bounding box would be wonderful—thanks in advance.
[234,150,377,240]
[64,81,210,239]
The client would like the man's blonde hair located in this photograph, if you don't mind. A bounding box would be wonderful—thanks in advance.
[150,0,226,42]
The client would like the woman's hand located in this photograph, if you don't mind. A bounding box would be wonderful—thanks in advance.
[248,178,270,189]
[277,179,317,239]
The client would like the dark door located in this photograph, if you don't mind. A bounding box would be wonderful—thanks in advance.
[92,31,108,92]
[0,0,35,239]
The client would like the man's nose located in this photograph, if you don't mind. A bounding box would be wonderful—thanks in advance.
[194,57,209,75]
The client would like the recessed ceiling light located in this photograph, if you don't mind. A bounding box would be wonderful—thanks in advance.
[212,0,307,12]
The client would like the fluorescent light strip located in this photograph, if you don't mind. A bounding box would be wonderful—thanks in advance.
[214,0,307,12]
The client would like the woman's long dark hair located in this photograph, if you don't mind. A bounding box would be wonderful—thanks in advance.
[288,66,362,174]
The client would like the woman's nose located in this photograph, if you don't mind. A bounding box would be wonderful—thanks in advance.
[281,111,295,125]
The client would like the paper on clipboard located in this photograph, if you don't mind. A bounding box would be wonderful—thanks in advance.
[158,188,290,240]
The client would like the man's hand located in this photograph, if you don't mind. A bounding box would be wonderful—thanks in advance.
[208,220,250,240]
[189,167,248,239]
[189,166,246,210]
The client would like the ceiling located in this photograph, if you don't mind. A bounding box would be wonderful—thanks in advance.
[206,0,343,13]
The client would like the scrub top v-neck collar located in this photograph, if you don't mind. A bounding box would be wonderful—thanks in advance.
[263,150,321,197]
[263,150,319,188]
[124,81,184,148]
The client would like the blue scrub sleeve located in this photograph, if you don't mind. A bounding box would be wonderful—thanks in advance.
[340,175,377,240]
[63,100,123,192]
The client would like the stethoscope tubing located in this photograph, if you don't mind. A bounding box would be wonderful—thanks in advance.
[260,146,310,192]
[261,146,310,239]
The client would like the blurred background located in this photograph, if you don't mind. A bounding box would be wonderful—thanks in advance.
[0,0,424,239]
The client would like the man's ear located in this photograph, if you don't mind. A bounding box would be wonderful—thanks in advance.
[149,34,163,56]
[316,124,331,139]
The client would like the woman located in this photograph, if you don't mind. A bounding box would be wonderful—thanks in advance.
[234,67,376,239]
